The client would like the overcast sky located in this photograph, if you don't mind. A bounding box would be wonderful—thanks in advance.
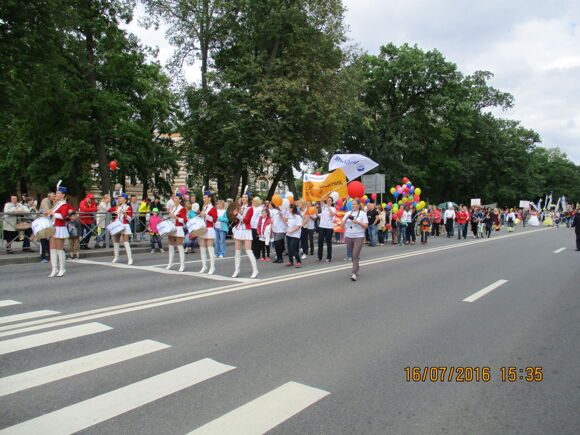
[127,0,580,163]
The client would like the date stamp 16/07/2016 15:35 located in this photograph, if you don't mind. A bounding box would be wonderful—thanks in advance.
[404,366,543,383]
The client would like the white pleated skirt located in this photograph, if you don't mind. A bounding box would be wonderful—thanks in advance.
[174,227,185,238]
[123,224,132,235]
[54,227,69,239]
[201,227,216,240]
[233,228,253,241]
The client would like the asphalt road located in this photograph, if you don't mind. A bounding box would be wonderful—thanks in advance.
[0,226,578,434]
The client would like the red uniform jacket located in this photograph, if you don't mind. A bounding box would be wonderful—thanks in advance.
[79,199,98,225]
[237,205,253,230]
[202,205,218,228]
[53,203,73,227]
[108,205,132,224]
[456,211,468,225]
[174,206,187,227]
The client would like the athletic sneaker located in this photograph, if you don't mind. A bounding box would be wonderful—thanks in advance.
[301,254,307,260]
[351,273,357,281]
[150,249,155,253]
[295,263,302,268]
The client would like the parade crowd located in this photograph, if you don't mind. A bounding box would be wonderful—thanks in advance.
[3,187,580,281]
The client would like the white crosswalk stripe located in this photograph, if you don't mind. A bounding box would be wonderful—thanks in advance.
[0,322,112,356]
[189,381,330,435]
[0,358,236,435]
[0,300,21,308]
[0,310,60,325]
[0,339,170,397]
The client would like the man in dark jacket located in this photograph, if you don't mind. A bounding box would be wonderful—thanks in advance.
[571,208,580,251]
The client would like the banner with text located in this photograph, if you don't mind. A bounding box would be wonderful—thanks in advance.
[302,169,348,202]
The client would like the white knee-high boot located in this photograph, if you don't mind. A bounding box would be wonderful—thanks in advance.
[207,246,215,275]
[49,249,58,278]
[232,250,241,278]
[177,245,185,272]
[166,245,175,269]
[112,243,120,263]
[246,249,259,278]
[57,250,66,277]
[199,246,207,273]
[124,242,133,265]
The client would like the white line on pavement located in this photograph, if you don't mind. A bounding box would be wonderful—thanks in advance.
[70,259,253,283]
[189,381,330,435]
[0,300,21,308]
[463,280,509,303]
[0,323,112,356]
[0,228,550,339]
[0,358,235,435]
[0,310,60,325]
[553,247,566,254]
[0,339,170,397]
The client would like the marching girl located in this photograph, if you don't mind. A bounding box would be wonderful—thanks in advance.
[109,193,133,265]
[44,183,73,277]
[198,188,218,275]
[232,187,259,278]
[166,192,187,272]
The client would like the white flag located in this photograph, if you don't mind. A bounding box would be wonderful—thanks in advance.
[328,154,379,180]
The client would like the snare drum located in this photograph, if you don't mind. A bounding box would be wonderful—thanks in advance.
[31,217,55,240]
[186,216,207,238]
[157,220,176,236]
[106,220,125,235]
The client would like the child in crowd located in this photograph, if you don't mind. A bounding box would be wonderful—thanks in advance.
[419,210,431,244]
[67,211,81,259]
[148,208,164,253]
[215,200,228,258]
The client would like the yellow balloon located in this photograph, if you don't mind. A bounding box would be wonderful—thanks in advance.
[390,187,396,194]
[415,188,421,195]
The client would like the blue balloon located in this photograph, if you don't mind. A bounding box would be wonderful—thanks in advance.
[406,182,412,187]
[409,187,414,194]
[393,192,399,198]
[341,205,347,211]
[346,200,353,211]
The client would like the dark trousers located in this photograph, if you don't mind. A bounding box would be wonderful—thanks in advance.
[150,234,163,250]
[486,224,492,238]
[317,227,333,260]
[251,228,260,258]
[406,223,416,243]
[301,228,314,255]
[378,229,386,244]
[274,238,284,261]
[80,223,94,248]
[258,240,270,258]
[576,233,580,250]
[462,223,468,239]
[431,222,440,236]
[421,230,429,243]
[23,229,32,249]
[471,222,478,237]
[287,237,301,264]
[40,239,50,260]
[445,220,454,237]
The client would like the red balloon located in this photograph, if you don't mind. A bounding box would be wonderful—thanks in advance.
[371,193,377,200]
[402,177,409,184]
[387,202,393,207]
[314,171,321,176]
[413,194,420,202]
[397,209,404,217]
[347,181,365,199]
[336,198,344,208]
[395,185,401,190]
[108,160,118,171]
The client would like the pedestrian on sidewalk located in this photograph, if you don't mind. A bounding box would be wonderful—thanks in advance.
[366,201,379,247]
[270,202,287,263]
[507,209,516,232]
[79,193,97,249]
[571,208,580,251]
[148,208,163,253]
[95,194,111,248]
[405,205,417,245]
[67,212,81,259]
[377,205,387,245]
[215,200,228,258]
[300,201,316,259]
[444,204,456,238]
[257,207,272,261]
[317,193,336,262]
[3,195,23,254]
[419,210,431,244]
[283,203,303,268]
[342,199,369,281]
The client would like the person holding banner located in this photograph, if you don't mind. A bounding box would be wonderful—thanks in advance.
[317,194,336,262]
[165,193,187,272]
[109,193,133,265]
[44,185,73,277]
[342,199,369,281]
[198,190,218,275]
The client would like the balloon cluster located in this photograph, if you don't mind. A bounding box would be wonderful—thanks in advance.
[388,176,426,219]
[272,192,294,210]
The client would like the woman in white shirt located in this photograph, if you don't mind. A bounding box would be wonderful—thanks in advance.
[283,203,303,267]
[250,197,263,260]
[341,199,369,281]
[269,202,288,263]
[317,195,336,262]
[300,201,316,259]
